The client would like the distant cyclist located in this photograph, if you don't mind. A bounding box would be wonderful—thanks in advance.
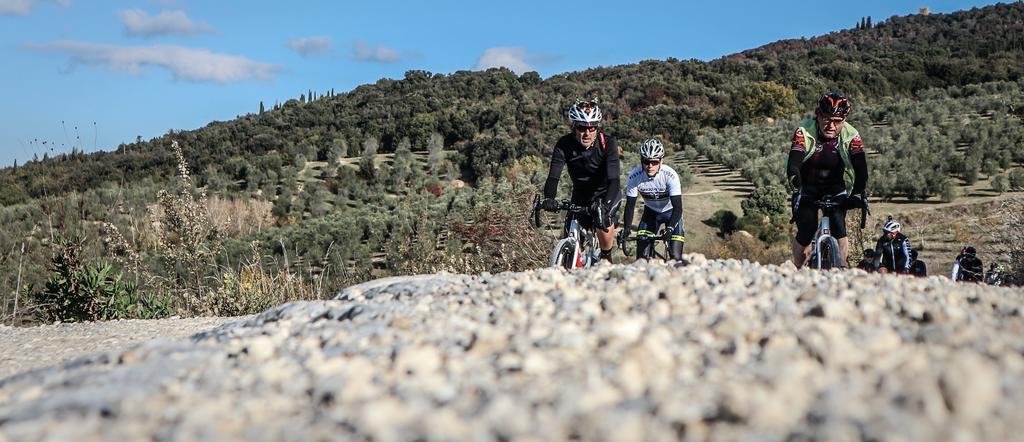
[873,218,911,274]
[787,92,869,268]
[856,248,877,272]
[952,246,984,282]
[541,98,621,263]
[621,139,685,260]
[984,262,1005,285]
[909,249,928,277]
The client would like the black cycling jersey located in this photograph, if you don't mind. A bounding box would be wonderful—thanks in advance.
[801,137,845,189]
[543,133,620,207]
[955,254,984,282]
[873,233,911,273]
[910,259,927,277]
[787,126,868,196]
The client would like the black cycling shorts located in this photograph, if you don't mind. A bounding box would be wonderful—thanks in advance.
[794,191,848,246]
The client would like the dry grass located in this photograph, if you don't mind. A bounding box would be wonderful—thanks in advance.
[700,232,790,265]
[205,196,274,238]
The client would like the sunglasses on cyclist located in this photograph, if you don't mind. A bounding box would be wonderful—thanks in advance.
[642,159,661,166]
[819,116,846,127]
[574,126,597,133]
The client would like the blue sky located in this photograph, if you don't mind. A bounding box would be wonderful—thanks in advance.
[0,0,999,166]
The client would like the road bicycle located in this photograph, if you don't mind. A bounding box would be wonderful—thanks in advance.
[531,195,600,269]
[617,229,673,262]
[805,193,869,270]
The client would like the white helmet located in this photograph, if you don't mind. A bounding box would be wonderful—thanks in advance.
[882,219,901,233]
[567,100,602,127]
[639,139,665,160]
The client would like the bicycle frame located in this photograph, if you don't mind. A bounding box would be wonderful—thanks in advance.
[533,195,599,269]
[813,216,836,269]
[807,194,844,270]
[559,215,598,268]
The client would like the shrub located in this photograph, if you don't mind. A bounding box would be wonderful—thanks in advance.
[992,174,1007,193]
[32,236,171,322]
[704,210,739,236]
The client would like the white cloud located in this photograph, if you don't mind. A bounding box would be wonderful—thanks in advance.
[352,40,400,63]
[475,47,536,74]
[1,0,71,16]
[117,9,213,38]
[288,36,333,57]
[27,40,280,83]
[0,0,33,15]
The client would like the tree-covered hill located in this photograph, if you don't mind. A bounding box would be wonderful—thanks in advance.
[2,2,1023,205]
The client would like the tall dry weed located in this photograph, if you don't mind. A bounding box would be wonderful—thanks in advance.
[999,199,1024,284]
[206,196,274,238]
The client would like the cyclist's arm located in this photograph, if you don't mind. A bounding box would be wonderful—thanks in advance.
[851,150,868,196]
[667,173,683,232]
[668,195,683,232]
[786,150,803,190]
[622,196,637,232]
[543,144,566,199]
[900,239,911,273]
[872,238,884,269]
[787,128,806,189]
[603,137,621,206]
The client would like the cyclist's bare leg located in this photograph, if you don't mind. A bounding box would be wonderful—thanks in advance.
[792,239,811,268]
[838,237,849,267]
[597,226,616,262]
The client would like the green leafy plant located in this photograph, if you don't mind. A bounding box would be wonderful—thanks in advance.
[32,235,170,322]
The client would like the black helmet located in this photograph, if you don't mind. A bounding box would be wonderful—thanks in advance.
[863,248,876,257]
[965,246,977,256]
[817,92,852,117]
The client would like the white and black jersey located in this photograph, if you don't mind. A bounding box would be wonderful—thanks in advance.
[625,165,682,213]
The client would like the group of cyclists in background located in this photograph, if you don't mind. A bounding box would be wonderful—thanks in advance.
[856,236,1006,285]
[538,92,1010,284]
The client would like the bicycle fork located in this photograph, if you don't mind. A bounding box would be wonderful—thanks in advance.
[814,217,832,269]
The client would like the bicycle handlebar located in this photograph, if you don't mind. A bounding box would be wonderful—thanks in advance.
[531,194,589,228]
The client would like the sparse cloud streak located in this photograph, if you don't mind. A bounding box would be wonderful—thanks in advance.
[475,47,551,74]
[352,40,400,63]
[118,9,214,38]
[288,36,333,57]
[0,0,33,15]
[27,40,280,83]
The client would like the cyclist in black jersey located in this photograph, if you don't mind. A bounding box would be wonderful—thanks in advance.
[541,98,621,263]
[787,92,869,268]
[874,218,911,274]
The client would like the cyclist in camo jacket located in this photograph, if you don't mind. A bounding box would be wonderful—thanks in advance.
[621,139,685,261]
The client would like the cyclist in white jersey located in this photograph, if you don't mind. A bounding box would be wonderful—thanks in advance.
[621,139,685,260]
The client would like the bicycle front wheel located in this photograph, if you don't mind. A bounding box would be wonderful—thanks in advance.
[549,238,577,269]
[819,237,842,270]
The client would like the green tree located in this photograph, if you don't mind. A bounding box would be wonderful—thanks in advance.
[740,81,800,122]
[992,174,1007,193]
[1009,168,1024,190]
[359,137,379,182]
[427,132,445,176]
[389,138,414,188]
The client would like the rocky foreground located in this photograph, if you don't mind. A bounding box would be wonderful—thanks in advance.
[1,256,1023,441]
